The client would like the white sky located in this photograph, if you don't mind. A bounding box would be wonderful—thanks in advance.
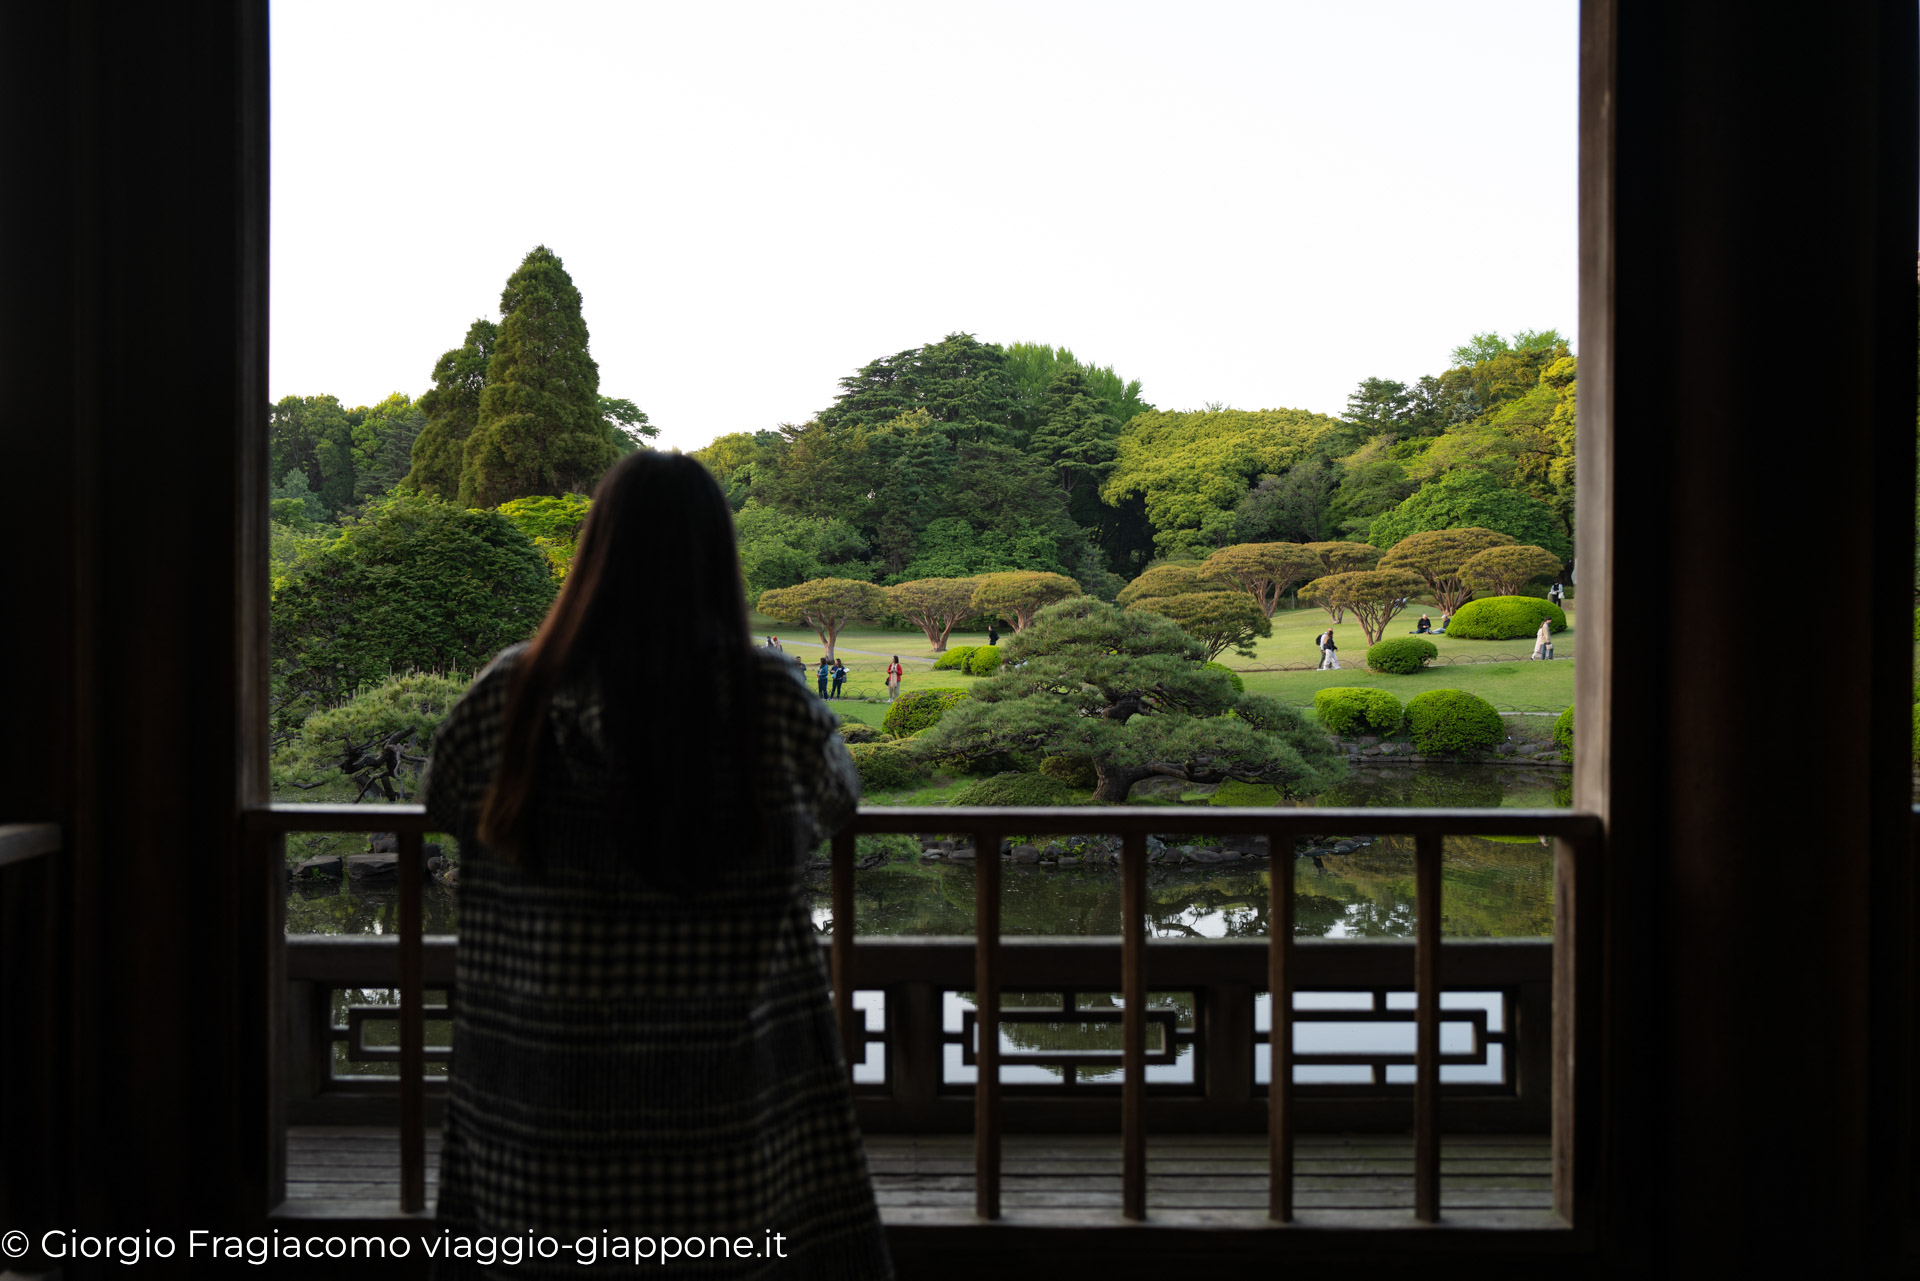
[270,0,1577,454]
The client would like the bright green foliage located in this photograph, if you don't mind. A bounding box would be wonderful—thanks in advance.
[1554,706,1574,761]
[1202,662,1245,693]
[1026,364,1120,497]
[1404,690,1505,755]
[1445,596,1569,640]
[756,577,888,658]
[1102,408,1343,557]
[970,571,1082,631]
[883,688,972,737]
[933,646,977,672]
[1115,562,1224,607]
[270,494,555,717]
[1365,637,1439,675]
[348,393,429,502]
[404,319,497,500]
[1209,778,1285,806]
[1459,544,1564,597]
[1199,542,1326,616]
[496,493,591,579]
[735,500,869,598]
[913,597,1343,803]
[1912,704,1920,765]
[885,577,980,651]
[1301,540,1385,622]
[1409,357,1577,540]
[1003,341,1151,442]
[270,468,326,530]
[1379,527,1517,615]
[965,646,1004,677]
[458,247,619,507]
[848,742,925,792]
[1370,470,1570,562]
[599,395,657,455]
[268,520,331,594]
[1299,569,1427,644]
[1314,687,1405,735]
[948,772,1079,807]
[837,722,888,744]
[273,671,467,802]
[1039,753,1098,788]
[1126,590,1273,661]
[269,394,358,516]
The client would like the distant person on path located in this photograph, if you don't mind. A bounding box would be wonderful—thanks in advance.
[986,622,999,646]
[417,451,891,1279]
[1549,583,1564,608]
[1317,628,1340,670]
[885,656,903,702]
[830,660,847,699]
[816,656,831,697]
[1532,618,1553,660]
[794,655,808,684]
[1411,614,1432,634]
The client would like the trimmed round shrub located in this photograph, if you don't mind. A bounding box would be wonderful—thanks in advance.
[882,687,970,737]
[1313,687,1404,736]
[847,742,924,792]
[1553,705,1574,761]
[1039,753,1098,789]
[1203,661,1245,694]
[837,721,888,744]
[947,771,1077,807]
[1366,636,1439,674]
[1446,595,1569,640]
[1404,689,1505,755]
[965,646,1004,677]
[933,645,977,671]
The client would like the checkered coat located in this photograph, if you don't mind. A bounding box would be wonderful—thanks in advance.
[421,645,891,1279]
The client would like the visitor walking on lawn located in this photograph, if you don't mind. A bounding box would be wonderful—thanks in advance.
[986,622,999,646]
[1317,628,1340,670]
[418,450,891,1280]
[816,656,831,697]
[830,660,846,699]
[886,655,903,702]
[1533,617,1553,660]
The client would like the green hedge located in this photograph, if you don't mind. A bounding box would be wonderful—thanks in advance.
[1446,595,1569,640]
[847,742,924,792]
[1553,706,1574,761]
[965,646,1004,677]
[1039,753,1098,789]
[837,722,888,744]
[1203,661,1245,693]
[1210,778,1284,806]
[1313,687,1404,736]
[882,688,970,737]
[1404,689,1504,755]
[933,645,976,671]
[947,771,1078,807]
[1365,636,1438,674]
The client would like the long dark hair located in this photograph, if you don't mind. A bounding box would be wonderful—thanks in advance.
[478,452,762,884]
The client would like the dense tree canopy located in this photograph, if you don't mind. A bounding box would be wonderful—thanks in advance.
[1114,562,1226,608]
[914,598,1341,802]
[1379,526,1516,614]
[496,493,592,579]
[1299,569,1427,644]
[404,319,497,501]
[971,571,1083,631]
[756,577,887,658]
[1126,590,1272,660]
[885,577,980,651]
[1368,468,1570,561]
[1199,542,1325,617]
[1459,543,1563,597]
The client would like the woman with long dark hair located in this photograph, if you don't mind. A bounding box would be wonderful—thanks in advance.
[421,452,890,1278]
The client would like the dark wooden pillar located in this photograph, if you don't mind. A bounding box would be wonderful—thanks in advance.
[1580,0,1916,1269]
[0,0,272,1266]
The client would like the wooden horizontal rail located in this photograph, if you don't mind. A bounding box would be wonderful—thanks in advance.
[0,822,61,868]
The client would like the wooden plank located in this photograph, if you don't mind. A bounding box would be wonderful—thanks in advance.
[1270,821,1296,1222]
[832,829,856,1078]
[1121,829,1146,1221]
[396,828,424,1215]
[1415,831,1441,1223]
[973,823,1002,1220]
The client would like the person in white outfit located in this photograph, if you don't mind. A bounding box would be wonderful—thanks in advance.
[1532,617,1553,660]
[1318,628,1341,670]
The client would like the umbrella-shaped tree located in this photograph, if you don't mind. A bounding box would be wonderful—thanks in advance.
[757,577,886,660]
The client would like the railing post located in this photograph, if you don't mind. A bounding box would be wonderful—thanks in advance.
[397,828,425,1214]
[1121,829,1146,1221]
[1268,823,1295,1223]
[974,825,1002,1220]
[831,830,857,1078]
[1414,829,1442,1223]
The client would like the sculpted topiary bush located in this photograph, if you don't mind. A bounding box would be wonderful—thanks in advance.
[1445,595,1568,641]
[882,688,970,737]
[1554,706,1574,761]
[847,742,924,792]
[933,645,977,672]
[1313,687,1404,736]
[1039,753,1098,789]
[1404,689,1505,755]
[1365,636,1439,674]
[947,772,1079,807]
[965,646,1004,677]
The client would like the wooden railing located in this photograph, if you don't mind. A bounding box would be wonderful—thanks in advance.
[254,802,1600,1226]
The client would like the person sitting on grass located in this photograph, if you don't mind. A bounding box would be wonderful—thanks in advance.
[1410,614,1432,634]
[1435,613,1451,634]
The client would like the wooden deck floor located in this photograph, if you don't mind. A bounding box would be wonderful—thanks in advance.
[287,1127,1552,1217]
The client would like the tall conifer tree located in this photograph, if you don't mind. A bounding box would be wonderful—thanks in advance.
[458,246,616,507]
[404,318,497,500]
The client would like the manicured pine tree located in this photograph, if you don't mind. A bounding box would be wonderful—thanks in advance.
[458,246,618,508]
[403,318,497,500]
